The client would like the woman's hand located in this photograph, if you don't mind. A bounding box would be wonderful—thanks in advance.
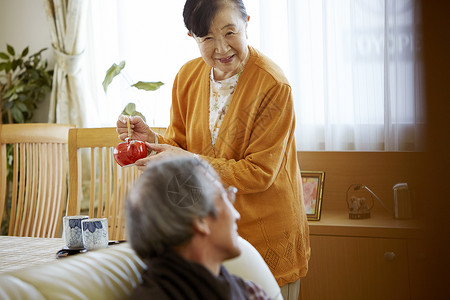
[134,143,194,171]
[116,115,156,143]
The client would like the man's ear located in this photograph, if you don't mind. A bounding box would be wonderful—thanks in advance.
[193,217,210,235]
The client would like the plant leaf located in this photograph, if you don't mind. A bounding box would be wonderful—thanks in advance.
[16,101,28,112]
[131,111,146,122]
[6,44,15,56]
[0,52,9,60]
[21,47,29,58]
[11,106,24,123]
[121,102,136,116]
[5,61,11,73]
[102,61,125,93]
[4,86,16,99]
[11,59,21,71]
[132,81,164,91]
[4,101,13,110]
[121,102,146,122]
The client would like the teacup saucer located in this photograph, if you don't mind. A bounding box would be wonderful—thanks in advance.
[56,247,87,258]
[63,246,85,250]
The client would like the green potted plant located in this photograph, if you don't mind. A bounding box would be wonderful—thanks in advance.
[0,44,53,124]
[102,60,164,121]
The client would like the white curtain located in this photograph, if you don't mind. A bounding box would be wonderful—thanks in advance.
[84,0,424,151]
[44,0,88,127]
[281,0,425,151]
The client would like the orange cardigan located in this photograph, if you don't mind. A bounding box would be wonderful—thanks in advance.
[158,46,310,285]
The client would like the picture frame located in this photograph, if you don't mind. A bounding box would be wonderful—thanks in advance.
[301,171,325,221]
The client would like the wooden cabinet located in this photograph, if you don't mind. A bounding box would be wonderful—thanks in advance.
[295,152,428,300]
[300,211,422,300]
[301,235,409,300]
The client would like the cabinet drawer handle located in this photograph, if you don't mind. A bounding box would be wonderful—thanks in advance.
[384,251,396,261]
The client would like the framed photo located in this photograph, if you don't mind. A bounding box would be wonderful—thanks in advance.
[301,171,325,221]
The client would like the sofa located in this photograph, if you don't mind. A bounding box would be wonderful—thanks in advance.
[0,237,282,300]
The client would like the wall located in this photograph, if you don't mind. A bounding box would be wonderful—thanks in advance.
[0,0,53,123]
[420,0,450,298]
[297,151,423,214]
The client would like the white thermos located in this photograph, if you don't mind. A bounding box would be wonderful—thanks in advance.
[393,183,413,219]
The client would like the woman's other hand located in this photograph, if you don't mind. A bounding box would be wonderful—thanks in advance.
[116,115,157,143]
[134,143,195,171]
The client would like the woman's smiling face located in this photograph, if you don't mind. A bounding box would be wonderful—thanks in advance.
[192,4,250,81]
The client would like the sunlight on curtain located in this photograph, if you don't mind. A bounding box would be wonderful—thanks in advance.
[84,0,424,151]
[283,0,425,151]
[84,0,189,127]
[44,0,88,127]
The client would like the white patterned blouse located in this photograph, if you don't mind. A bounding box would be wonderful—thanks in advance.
[209,68,242,146]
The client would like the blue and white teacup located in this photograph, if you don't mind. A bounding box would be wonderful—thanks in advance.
[63,215,89,249]
[81,218,109,250]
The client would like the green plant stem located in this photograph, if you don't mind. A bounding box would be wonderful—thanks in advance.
[6,72,11,88]
[5,73,12,124]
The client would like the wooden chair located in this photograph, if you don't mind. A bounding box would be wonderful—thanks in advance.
[67,127,166,241]
[0,123,74,237]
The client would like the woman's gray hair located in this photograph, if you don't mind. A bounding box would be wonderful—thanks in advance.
[126,156,219,259]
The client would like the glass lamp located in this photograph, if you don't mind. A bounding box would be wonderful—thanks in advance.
[346,184,391,219]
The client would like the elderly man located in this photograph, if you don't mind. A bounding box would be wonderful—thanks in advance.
[126,156,271,299]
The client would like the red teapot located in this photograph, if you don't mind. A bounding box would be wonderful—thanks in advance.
[113,138,147,167]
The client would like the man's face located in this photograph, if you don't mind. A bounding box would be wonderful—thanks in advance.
[207,183,241,261]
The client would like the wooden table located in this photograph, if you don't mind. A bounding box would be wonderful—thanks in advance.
[0,236,65,273]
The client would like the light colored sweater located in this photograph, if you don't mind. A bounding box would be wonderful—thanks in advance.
[158,46,310,285]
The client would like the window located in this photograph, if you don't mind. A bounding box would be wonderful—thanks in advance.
[85,0,424,151]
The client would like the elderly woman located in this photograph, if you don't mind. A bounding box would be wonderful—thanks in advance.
[117,1,310,298]
[126,156,271,299]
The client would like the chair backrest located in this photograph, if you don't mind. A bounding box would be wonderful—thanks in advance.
[67,127,166,241]
[0,123,74,237]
